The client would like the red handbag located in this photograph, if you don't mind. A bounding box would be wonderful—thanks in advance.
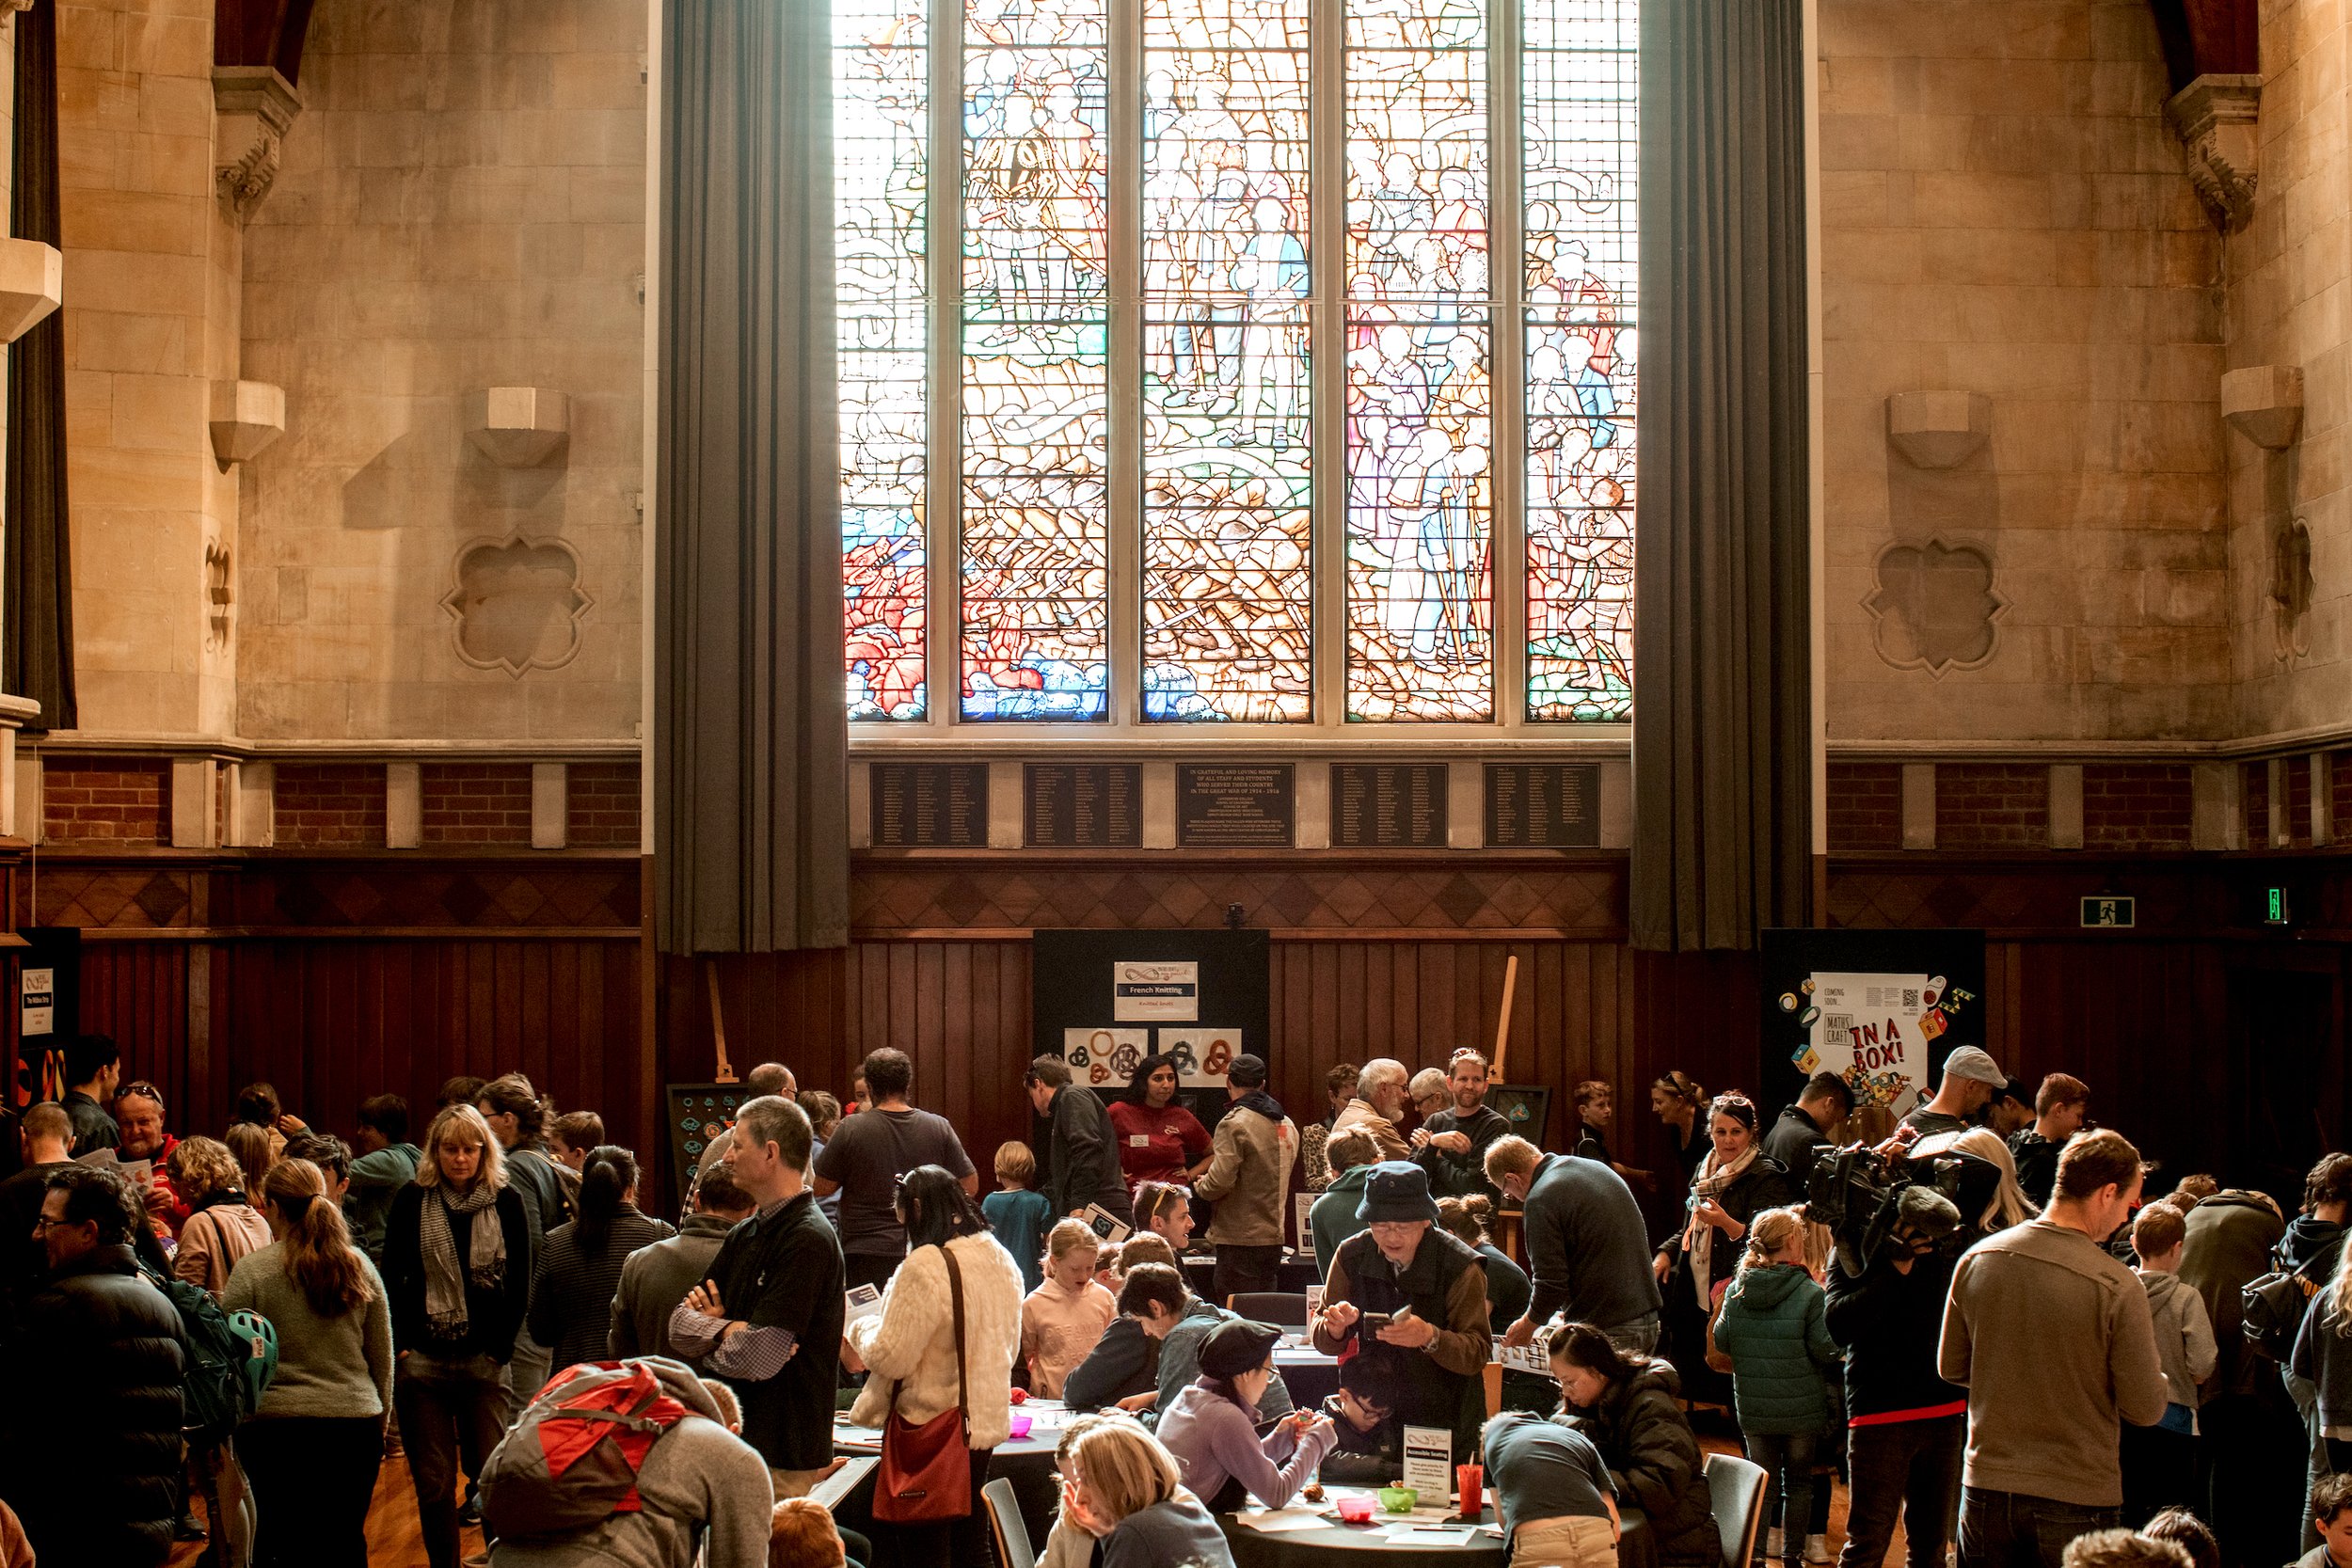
[873,1246,971,1523]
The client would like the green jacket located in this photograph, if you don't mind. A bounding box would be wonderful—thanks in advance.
[1709,1261,1840,1435]
[1311,1166,1372,1279]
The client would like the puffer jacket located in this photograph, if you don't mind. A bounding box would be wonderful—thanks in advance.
[1565,1360,1716,1566]
[2,1243,188,1566]
[1711,1261,1840,1434]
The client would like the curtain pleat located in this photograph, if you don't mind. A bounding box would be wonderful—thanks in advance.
[6,0,74,732]
[655,0,849,953]
[1629,0,1811,952]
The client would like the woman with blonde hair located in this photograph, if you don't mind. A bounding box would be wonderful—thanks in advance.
[225,1120,278,1199]
[1913,1125,2040,1233]
[223,1158,392,1567]
[1057,1412,1233,1567]
[170,1133,273,1296]
[383,1102,532,1568]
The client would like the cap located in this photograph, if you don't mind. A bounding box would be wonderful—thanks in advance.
[1941,1045,2005,1087]
[1997,1076,2032,1107]
[1357,1160,1442,1225]
[1228,1053,1269,1088]
[1199,1318,1284,1381]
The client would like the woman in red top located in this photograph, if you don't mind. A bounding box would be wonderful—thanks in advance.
[1106,1054,1211,1193]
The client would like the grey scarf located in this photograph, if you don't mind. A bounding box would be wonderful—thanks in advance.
[421,1180,504,1338]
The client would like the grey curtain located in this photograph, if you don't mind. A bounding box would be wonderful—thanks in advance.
[6,0,73,732]
[1629,0,1811,952]
[655,0,849,953]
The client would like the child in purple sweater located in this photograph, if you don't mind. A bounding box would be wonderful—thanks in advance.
[1154,1319,1338,1512]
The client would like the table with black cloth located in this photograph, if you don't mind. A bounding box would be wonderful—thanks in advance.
[1183,1250,1324,1302]
[1220,1501,1655,1568]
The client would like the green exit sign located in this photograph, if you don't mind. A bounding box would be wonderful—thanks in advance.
[2081,895,2136,928]
[2266,887,2292,926]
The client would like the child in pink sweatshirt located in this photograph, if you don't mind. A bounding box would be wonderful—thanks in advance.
[1024,1217,1117,1397]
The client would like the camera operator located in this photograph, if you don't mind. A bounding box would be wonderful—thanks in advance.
[1764,1073,1854,1191]
[1826,1184,1968,1568]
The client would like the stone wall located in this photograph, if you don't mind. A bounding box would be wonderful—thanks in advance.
[2222,0,2352,737]
[56,0,240,735]
[233,0,646,740]
[1820,0,2233,742]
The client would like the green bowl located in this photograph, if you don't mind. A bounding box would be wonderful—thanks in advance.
[1377,1486,1419,1513]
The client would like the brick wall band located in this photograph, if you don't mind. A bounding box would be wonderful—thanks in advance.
[1934,763,2050,851]
[1827,762,1903,851]
[274,764,389,848]
[41,759,170,845]
[2083,763,2194,851]
[421,764,535,847]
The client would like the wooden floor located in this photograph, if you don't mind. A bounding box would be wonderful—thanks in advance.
[168,1419,1885,1567]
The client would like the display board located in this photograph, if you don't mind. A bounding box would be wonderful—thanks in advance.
[663,1082,752,1205]
[1485,1084,1551,1147]
[1757,928,1989,1120]
[8,927,78,1112]
[1031,928,1271,1129]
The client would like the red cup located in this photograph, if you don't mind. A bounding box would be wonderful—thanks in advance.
[1455,1464,1484,1520]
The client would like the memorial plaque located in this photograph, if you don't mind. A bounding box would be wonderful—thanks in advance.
[1176,763,1295,848]
[869,762,990,847]
[1484,762,1601,847]
[1332,763,1449,848]
[1025,763,1142,847]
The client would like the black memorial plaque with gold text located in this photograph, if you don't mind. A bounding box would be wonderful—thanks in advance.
[1176,763,1295,848]
[1025,763,1142,847]
[1484,762,1601,848]
[1332,763,1449,848]
[869,762,990,847]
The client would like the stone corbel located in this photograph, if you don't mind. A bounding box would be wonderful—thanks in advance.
[213,66,303,218]
[2165,74,2261,232]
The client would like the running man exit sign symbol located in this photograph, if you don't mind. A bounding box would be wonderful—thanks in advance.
[2080,895,2136,928]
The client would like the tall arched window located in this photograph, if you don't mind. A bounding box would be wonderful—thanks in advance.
[836,0,1634,728]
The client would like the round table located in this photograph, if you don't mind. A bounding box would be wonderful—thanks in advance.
[1221,1503,1655,1568]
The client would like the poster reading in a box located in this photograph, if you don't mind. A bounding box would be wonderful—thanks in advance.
[1759,930,1986,1122]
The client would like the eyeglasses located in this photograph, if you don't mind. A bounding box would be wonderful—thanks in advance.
[31,1215,82,1233]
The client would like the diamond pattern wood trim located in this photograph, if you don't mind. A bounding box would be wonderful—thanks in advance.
[849,861,1626,934]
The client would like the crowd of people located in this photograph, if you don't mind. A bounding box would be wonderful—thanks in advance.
[2,1033,2350,1568]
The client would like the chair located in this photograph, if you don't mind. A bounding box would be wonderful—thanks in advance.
[1704,1451,1768,1568]
[983,1476,1035,1568]
[1226,1291,1311,1325]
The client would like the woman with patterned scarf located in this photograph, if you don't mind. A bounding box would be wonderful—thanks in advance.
[1651,1092,1793,1407]
[383,1103,533,1568]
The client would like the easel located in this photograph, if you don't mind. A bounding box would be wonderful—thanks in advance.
[706,960,738,1085]
[1489,955,1525,1262]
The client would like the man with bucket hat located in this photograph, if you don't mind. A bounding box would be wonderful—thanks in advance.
[1311,1160,1493,1459]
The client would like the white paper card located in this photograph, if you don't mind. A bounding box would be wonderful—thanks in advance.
[1155,1027,1239,1086]
[1385,1525,1478,1547]
[1236,1509,1327,1533]
[1113,961,1199,1022]
[1306,1283,1326,1320]
[843,1282,885,1327]
[1062,1028,1148,1090]
[1295,1191,1316,1250]
[1493,1336,1557,1378]
[1082,1203,1132,1244]
[1402,1423,1453,1498]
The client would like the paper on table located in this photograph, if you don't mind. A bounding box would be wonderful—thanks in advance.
[1235,1508,1327,1533]
[1384,1524,1479,1547]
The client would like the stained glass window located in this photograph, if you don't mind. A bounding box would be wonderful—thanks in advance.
[833,0,1638,726]
[1524,0,1637,721]
[1140,0,1315,721]
[835,0,930,721]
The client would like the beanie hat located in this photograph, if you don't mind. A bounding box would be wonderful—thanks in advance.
[1199,1318,1283,1381]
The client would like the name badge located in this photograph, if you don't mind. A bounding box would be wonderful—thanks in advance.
[1128,1133,1150,1147]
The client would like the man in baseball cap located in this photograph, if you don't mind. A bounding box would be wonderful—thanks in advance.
[1902,1045,2007,1137]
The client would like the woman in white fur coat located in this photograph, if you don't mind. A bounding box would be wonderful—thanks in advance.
[843,1163,1025,1568]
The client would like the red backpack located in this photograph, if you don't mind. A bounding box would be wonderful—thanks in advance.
[480,1361,691,1542]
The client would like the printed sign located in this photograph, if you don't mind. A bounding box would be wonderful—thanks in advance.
[1063,1027,1150,1089]
[1114,960,1200,1022]
[20,968,53,1037]
[844,1282,885,1329]
[1155,1026,1239,1087]
[1082,1203,1132,1244]
[1804,972,1937,1115]
[1295,1191,1316,1252]
[1402,1424,1454,1497]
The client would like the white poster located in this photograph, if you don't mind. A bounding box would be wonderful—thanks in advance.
[1155,1027,1239,1087]
[1402,1424,1454,1498]
[1113,960,1200,1022]
[1796,971,1935,1115]
[1294,1191,1316,1251]
[21,966,53,1037]
[1063,1027,1149,1088]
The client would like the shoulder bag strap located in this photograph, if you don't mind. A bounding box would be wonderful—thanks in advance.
[943,1243,969,1438]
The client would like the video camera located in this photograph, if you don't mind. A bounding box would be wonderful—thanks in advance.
[1804,1136,1975,1277]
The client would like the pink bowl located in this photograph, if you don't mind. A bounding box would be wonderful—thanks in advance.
[1336,1496,1375,1523]
[1009,1414,1034,1440]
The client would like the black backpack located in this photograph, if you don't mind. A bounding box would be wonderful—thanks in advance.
[2243,1245,2328,1364]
